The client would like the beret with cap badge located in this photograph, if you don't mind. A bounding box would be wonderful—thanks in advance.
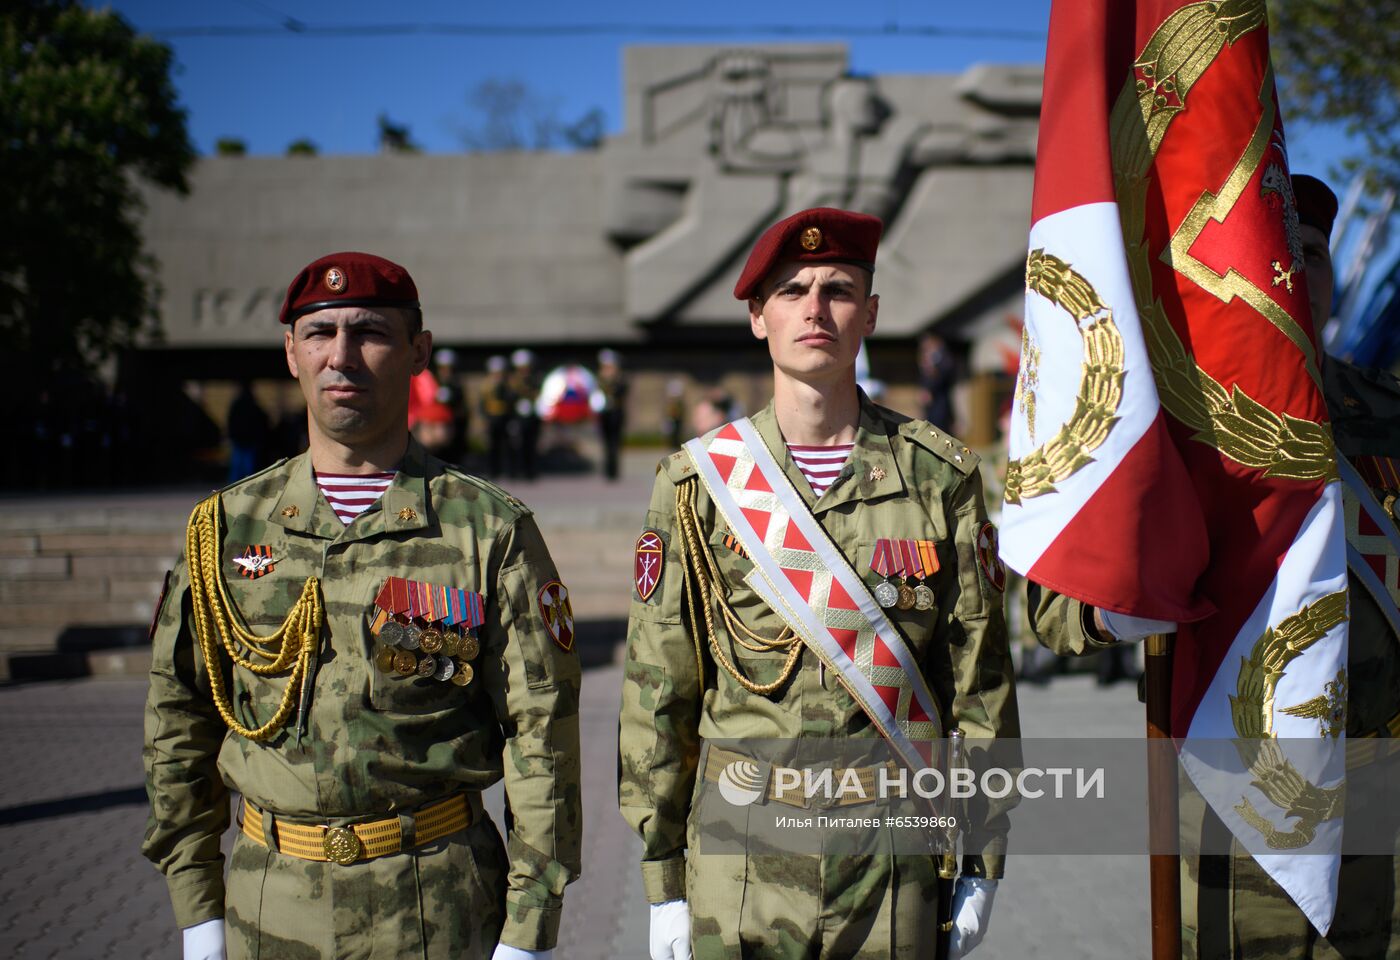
[733,207,883,301]
[278,251,420,325]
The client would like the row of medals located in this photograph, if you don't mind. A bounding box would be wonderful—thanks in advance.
[873,576,935,612]
[373,619,480,686]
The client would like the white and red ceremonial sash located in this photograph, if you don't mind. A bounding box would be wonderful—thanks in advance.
[1001,0,1348,931]
[1340,457,1400,638]
[684,419,942,769]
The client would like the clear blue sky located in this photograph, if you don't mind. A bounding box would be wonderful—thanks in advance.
[107,0,1351,178]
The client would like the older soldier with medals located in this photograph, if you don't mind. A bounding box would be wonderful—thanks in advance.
[617,208,1020,958]
[143,252,582,960]
[1029,176,1400,958]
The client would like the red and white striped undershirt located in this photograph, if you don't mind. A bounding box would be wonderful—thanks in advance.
[315,472,396,524]
[787,443,854,498]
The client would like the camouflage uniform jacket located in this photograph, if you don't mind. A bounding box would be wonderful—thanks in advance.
[618,396,1021,904]
[142,439,581,948]
[1028,355,1400,738]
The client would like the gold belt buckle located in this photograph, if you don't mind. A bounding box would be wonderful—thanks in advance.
[323,826,363,865]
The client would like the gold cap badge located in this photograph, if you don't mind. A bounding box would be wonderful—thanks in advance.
[324,266,346,293]
[800,227,823,251]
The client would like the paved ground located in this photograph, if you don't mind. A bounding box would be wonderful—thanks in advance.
[0,456,1155,958]
[0,670,1147,959]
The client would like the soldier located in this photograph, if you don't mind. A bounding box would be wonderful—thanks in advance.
[479,354,516,478]
[594,348,629,481]
[508,348,542,481]
[143,252,582,960]
[1027,175,1400,958]
[618,208,1019,959]
[431,347,470,464]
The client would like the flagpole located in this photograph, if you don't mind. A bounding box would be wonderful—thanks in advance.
[1144,631,1180,960]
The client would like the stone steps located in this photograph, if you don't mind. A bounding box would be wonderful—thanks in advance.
[0,475,650,681]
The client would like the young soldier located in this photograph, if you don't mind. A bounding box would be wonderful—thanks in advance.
[143,252,581,960]
[618,208,1020,958]
[1028,176,1400,957]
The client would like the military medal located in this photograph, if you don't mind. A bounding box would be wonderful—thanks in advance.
[893,540,917,610]
[912,583,935,611]
[870,540,900,608]
[378,619,406,647]
[374,646,397,673]
[419,628,444,654]
[451,661,474,686]
[896,581,916,611]
[392,650,418,676]
[913,539,940,612]
[373,576,489,681]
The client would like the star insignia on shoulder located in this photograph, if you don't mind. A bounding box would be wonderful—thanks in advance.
[397,507,418,522]
[868,466,886,482]
[281,505,299,518]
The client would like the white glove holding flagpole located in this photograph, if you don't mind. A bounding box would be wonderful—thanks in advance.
[1098,608,1176,642]
[182,919,225,960]
[491,944,553,960]
[649,899,692,960]
[948,877,997,958]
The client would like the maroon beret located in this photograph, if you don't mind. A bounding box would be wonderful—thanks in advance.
[733,207,884,300]
[1293,174,1339,239]
[278,251,420,325]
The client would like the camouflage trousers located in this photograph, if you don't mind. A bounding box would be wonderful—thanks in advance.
[687,848,944,958]
[1182,790,1400,959]
[224,815,508,960]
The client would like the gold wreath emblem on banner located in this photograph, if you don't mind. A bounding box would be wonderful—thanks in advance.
[1228,590,1348,849]
[1004,250,1125,505]
[1108,0,1336,484]
[1109,0,1345,851]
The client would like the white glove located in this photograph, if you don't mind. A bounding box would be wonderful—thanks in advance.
[182,918,225,960]
[948,877,997,958]
[649,899,692,960]
[490,945,553,960]
[1098,608,1176,642]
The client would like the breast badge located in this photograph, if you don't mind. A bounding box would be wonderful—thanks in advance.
[538,580,576,651]
[369,576,485,686]
[721,533,749,560]
[635,531,664,602]
[232,545,277,579]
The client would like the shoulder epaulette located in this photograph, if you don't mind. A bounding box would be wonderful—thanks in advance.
[661,450,699,485]
[216,457,291,495]
[441,466,533,516]
[900,421,981,477]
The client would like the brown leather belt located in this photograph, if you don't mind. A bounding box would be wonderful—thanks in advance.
[240,794,474,865]
[703,745,895,809]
